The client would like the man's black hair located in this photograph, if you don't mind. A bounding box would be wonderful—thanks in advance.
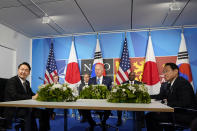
[18,62,31,71]
[165,63,179,72]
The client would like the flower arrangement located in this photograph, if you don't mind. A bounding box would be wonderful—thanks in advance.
[107,83,151,103]
[36,83,77,102]
[79,84,110,99]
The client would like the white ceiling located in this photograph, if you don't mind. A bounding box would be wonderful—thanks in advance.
[0,0,196,38]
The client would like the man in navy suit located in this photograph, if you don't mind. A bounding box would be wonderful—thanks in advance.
[81,63,112,131]
[146,63,197,131]
[4,62,50,131]
[78,73,90,123]
[116,71,142,126]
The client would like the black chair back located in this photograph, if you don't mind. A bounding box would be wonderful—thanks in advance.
[0,78,8,117]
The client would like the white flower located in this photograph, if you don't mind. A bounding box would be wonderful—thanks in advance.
[62,86,67,91]
[122,89,126,92]
[138,84,147,92]
[128,85,135,90]
[51,83,63,90]
[132,88,136,94]
[112,88,117,93]
[38,84,48,89]
[71,87,79,97]
[82,85,88,90]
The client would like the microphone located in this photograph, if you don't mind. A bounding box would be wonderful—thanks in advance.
[38,77,45,81]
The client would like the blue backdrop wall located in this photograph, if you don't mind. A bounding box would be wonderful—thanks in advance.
[32,28,197,93]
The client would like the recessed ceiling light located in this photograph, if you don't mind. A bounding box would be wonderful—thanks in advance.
[42,14,50,24]
[169,0,180,11]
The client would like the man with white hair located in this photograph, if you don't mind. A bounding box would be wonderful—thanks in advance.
[81,63,112,131]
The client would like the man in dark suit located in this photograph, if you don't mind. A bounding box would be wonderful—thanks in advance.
[4,62,50,131]
[150,81,170,101]
[78,73,90,123]
[146,63,197,131]
[78,73,90,94]
[116,71,142,126]
[81,63,112,131]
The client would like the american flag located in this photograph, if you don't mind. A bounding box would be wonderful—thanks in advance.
[115,38,131,85]
[44,42,58,84]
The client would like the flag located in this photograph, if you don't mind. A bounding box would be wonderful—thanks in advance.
[176,33,193,85]
[115,38,131,85]
[44,42,58,84]
[91,38,106,77]
[142,35,160,95]
[65,40,81,95]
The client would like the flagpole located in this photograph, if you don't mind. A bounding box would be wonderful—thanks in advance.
[50,38,53,44]
[182,26,184,33]
[72,35,74,42]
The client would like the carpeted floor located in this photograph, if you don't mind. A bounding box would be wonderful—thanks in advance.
[7,110,191,131]
[48,114,146,131]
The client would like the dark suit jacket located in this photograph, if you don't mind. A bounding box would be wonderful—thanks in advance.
[4,76,50,130]
[88,76,112,90]
[167,76,197,108]
[4,75,35,118]
[4,75,34,101]
[123,80,142,85]
[150,82,170,100]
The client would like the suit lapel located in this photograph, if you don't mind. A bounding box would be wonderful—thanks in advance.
[16,76,28,94]
[169,77,179,94]
[102,77,106,85]
[93,77,97,85]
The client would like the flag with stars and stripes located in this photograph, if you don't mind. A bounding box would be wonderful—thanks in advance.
[176,33,193,86]
[91,38,106,77]
[115,38,131,85]
[44,42,58,84]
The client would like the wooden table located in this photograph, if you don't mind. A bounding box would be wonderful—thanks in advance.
[0,99,174,131]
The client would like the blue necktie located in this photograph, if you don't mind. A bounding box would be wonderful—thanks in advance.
[97,78,100,85]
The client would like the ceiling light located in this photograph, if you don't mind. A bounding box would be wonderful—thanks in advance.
[42,14,50,24]
[169,0,180,11]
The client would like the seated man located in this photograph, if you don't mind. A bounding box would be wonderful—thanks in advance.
[150,81,170,101]
[116,71,142,126]
[81,64,112,131]
[4,62,50,131]
[78,73,90,123]
[146,63,197,131]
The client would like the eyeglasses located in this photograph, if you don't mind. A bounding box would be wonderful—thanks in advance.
[19,68,29,72]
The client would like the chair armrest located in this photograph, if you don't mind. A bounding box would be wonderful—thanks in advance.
[173,107,197,115]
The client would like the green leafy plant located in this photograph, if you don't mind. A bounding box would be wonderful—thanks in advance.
[107,83,151,103]
[79,84,110,99]
[36,83,77,102]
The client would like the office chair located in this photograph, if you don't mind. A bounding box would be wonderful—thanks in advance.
[0,78,25,131]
[159,107,197,131]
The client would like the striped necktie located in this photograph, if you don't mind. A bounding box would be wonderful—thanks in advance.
[23,82,27,93]
[97,78,100,85]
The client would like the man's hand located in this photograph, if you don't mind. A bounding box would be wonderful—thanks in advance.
[161,99,167,105]
[32,93,38,100]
